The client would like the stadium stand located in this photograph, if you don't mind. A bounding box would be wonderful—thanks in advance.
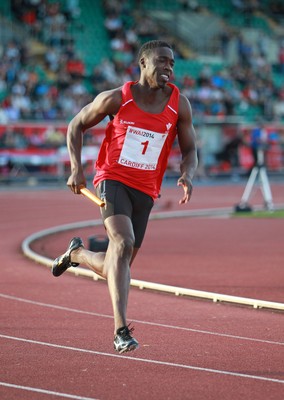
[0,0,284,122]
[0,0,283,178]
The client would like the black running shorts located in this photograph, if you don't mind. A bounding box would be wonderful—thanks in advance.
[95,180,154,248]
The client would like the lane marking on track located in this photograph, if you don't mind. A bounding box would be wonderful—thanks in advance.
[1,334,284,384]
[20,214,284,311]
[1,293,283,347]
[0,382,98,400]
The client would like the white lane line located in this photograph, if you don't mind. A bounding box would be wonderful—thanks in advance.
[1,334,284,385]
[1,293,283,347]
[21,215,284,312]
[0,382,98,400]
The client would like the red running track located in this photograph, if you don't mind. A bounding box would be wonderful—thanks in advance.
[1,181,284,400]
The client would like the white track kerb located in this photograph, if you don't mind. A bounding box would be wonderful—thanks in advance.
[21,207,284,312]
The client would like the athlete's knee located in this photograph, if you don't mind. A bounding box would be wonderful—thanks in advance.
[112,235,135,259]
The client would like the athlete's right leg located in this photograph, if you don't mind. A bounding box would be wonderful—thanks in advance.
[103,214,135,333]
[70,213,134,333]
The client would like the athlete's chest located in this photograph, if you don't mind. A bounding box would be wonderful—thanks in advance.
[134,97,169,114]
[116,102,177,134]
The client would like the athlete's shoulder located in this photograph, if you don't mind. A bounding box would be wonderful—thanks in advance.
[98,81,135,103]
[178,93,193,119]
[92,86,124,114]
[97,86,123,102]
[179,92,191,107]
[94,86,122,105]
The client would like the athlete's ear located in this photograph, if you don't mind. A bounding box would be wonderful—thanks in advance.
[140,57,146,68]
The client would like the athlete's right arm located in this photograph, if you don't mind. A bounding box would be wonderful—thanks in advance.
[66,88,122,193]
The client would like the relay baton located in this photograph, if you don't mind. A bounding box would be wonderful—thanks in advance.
[80,187,105,207]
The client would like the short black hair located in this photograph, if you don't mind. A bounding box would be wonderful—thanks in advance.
[137,40,172,62]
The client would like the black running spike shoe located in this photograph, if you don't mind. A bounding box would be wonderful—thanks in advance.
[52,237,84,277]
[114,325,139,354]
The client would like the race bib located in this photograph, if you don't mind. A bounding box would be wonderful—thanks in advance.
[118,126,167,170]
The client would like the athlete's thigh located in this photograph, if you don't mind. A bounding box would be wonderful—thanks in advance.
[95,179,153,247]
[95,180,135,239]
[95,179,133,220]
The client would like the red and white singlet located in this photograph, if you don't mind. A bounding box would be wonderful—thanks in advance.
[93,81,180,199]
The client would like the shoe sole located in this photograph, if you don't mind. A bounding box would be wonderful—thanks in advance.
[117,343,139,354]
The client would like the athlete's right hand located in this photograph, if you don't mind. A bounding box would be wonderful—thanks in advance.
[67,170,86,194]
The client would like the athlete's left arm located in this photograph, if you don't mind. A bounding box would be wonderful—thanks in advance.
[176,94,198,204]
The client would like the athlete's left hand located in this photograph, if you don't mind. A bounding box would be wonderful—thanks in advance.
[177,176,193,204]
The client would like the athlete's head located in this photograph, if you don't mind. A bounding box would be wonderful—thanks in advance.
[137,40,174,88]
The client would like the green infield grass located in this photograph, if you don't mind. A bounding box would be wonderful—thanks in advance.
[233,209,284,218]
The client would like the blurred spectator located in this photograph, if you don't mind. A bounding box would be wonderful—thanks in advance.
[66,57,85,77]
[270,1,284,17]
[218,25,232,58]
[179,0,202,12]
[104,11,123,38]
[250,121,269,165]
[1,126,28,148]
[64,0,81,20]
[236,34,253,67]
[273,87,284,119]
[215,132,243,169]
[43,125,65,147]
[0,0,284,127]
